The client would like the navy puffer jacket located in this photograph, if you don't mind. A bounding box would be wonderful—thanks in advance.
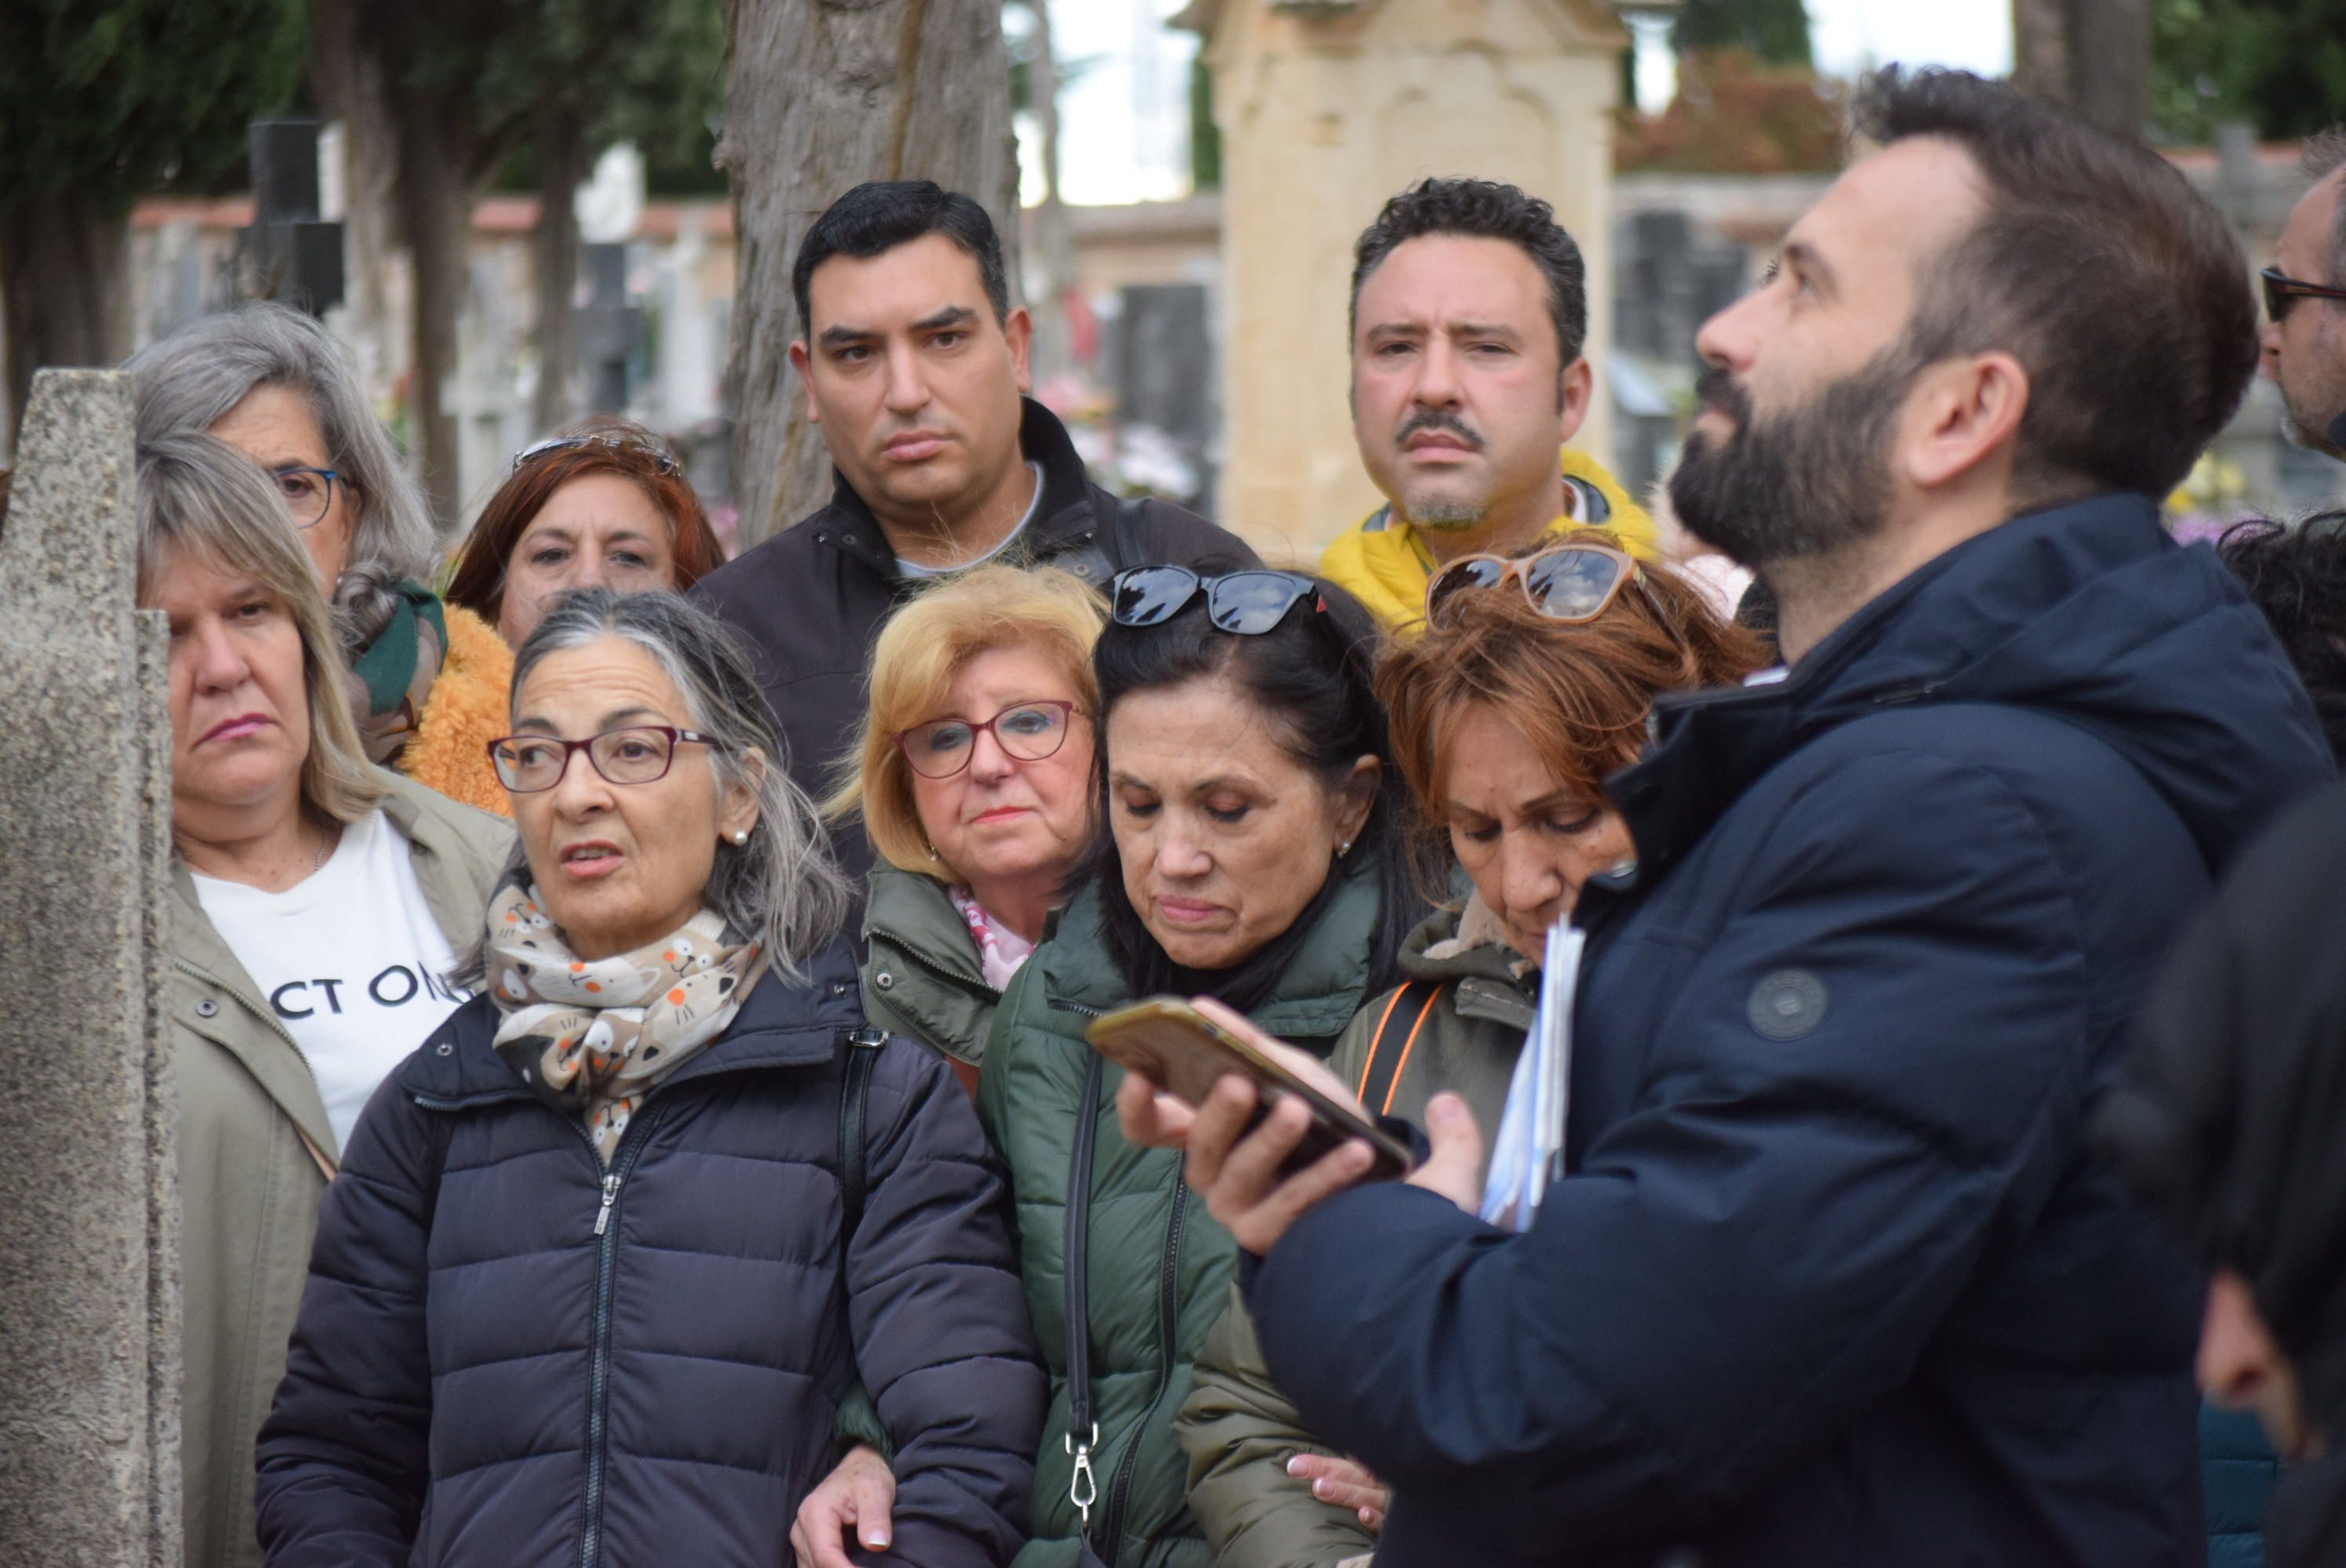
[1247,495,2335,1566]
[254,939,1045,1568]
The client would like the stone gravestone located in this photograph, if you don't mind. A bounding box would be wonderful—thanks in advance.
[0,370,180,1567]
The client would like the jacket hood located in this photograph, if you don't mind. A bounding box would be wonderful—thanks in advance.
[1611,494,2333,884]
[397,936,864,1106]
[1402,897,1535,989]
[1320,448,1662,630]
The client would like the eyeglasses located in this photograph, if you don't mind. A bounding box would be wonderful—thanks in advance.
[895,699,1079,779]
[485,725,717,793]
[1423,543,1643,631]
[2261,267,2346,323]
[511,433,682,476]
[270,466,341,530]
[1110,566,1325,634]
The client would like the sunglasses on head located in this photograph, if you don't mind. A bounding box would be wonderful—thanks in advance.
[1423,543,1647,631]
[511,432,682,477]
[1110,566,1327,635]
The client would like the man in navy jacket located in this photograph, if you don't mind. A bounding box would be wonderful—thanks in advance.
[1123,68,2336,1567]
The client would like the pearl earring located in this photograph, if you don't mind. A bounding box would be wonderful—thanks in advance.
[730,829,749,845]
[1338,840,1353,858]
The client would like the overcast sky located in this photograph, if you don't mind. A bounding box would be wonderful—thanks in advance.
[1038,0,2017,207]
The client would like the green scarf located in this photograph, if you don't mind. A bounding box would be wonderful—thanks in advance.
[350,580,448,718]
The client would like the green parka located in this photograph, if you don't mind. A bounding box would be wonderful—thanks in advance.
[1174,899,1534,1568]
[859,866,1005,1071]
[975,857,1387,1568]
[172,772,510,1568]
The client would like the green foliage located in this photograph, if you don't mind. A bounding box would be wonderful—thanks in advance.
[483,0,728,194]
[1617,49,1843,174]
[2152,0,2346,143]
[0,0,310,215]
[1672,0,1812,69]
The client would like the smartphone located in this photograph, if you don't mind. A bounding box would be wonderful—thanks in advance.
[1086,998,1412,1181]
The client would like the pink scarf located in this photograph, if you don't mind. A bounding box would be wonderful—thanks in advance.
[948,886,1036,993]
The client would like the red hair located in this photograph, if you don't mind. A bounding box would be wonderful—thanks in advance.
[445,418,725,629]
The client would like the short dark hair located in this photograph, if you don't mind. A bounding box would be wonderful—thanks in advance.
[791,180,1011,333]
[1349,178,1589,365]
[2217,513,2346,764]
[1852,67,2258,503]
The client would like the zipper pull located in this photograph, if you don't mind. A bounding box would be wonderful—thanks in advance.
[594,1171,621,1236]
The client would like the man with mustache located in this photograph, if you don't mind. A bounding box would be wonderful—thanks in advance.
[694,180,1253,883]
[1126,68,2335,1566]
[1317,178,1658,629]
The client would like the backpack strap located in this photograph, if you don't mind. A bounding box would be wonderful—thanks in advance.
[1353,982,1447,1120]
[837,1026,887,1249]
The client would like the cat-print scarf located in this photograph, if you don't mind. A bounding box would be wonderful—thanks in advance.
[483,877,765,1163]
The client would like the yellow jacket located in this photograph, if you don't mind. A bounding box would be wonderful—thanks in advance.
[396,602,515,817]
[1318,448,1660,630]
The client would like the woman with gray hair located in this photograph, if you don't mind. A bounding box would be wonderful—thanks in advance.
[140,431,513,1568]
[256,589,1047,1568]
[125,302,513,814]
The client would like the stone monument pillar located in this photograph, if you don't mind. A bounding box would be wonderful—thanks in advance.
[0,370,181,1567]
[1183,0,1634,563]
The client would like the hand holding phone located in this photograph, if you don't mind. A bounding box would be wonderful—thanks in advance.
[1087,997,1411,1181]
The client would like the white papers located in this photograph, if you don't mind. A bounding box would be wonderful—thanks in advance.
[1478,921,1583,1232]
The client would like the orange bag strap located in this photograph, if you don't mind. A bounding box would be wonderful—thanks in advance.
[1356,982,1445,1120]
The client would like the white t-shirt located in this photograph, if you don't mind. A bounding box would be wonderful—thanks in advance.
[192,808,471,1154]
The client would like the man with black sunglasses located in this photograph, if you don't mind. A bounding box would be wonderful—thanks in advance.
[692,180,1254,884]
[2261,129,2346,461]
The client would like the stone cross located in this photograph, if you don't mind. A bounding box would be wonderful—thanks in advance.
[0,370,181,1566]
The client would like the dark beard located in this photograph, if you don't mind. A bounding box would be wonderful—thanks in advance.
[1668,348,1922,569]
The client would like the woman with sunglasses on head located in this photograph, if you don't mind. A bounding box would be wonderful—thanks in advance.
[444,417,728,655]
[127,303,515,815]
[1172,535,1763,1568]
[137,433,514,1568]
[256,589,1044,1568]
[964,565,1423,1568]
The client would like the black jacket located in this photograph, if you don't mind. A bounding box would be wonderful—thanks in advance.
[253,942,1046,1568]
[689,399,1256,884]
[2101,779,2346,1568]
[1246,495,2335,1567]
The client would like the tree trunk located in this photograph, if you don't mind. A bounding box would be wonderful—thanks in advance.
[533,99,588,435]
[390,94,474,531]
[0,191,129,456]
[2010,0,2149,136]
[1026,0,1076,386]
[2068,0,2150,136]
[310,0,401,387]
[718,0,1019,547]
[2009,0,2071,103]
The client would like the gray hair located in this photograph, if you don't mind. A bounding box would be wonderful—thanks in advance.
[123,303,437,662]
[134,431,385,828]
[478,589,848,982]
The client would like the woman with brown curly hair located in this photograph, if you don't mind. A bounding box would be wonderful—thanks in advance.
[1173,532,1763,1568]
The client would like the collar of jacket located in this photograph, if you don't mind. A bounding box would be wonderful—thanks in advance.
[812,396,1106,582]
[398,935,865,1109]
[170,768,516,1163]
[1596,491,2331,898]
[1035,852,1385,1046]
[1400,898,1538,1031]
[862,866,990,988]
